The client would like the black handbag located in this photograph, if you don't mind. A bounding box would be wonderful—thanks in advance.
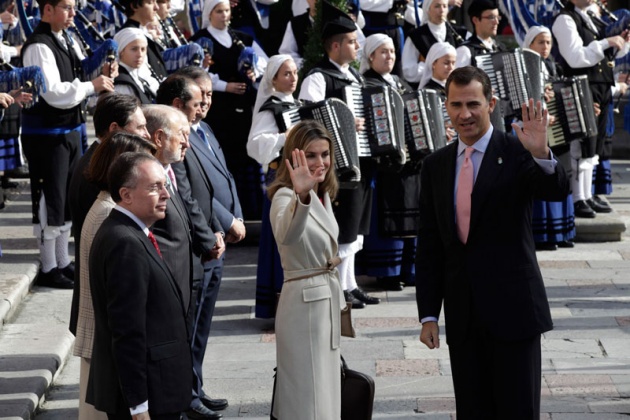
[341,356,375,420]
[270,357,375,420]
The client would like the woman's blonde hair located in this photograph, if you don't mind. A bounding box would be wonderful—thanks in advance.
[267,120,339,200]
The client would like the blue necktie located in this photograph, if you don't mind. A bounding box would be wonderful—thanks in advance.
[197,127,216,157]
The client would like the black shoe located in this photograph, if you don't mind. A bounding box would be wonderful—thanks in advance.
[535,242,557,251]
[344,290,366,309]
[574,200,596,218]
[587,196,613,213]
[186,404,223,419]
[60,262,75,280]
[376,277,404,291]
[350,287,380,305]
[36,268,74,289]
[200,396,228,411]
[558,240,575,248]
[1,178,18,189]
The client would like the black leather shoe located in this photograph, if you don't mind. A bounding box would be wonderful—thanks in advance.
[350,287,380,305]
[1,178,18,189]
[587,196,613,213]
[535,242,557,251]
[558,240,575,248]
[186,404,223,419]
[200,396,228,411]
[344,290,366,309]
[36,268,74,289]
[377,277,404,291]
[574,200,596,218]
[60,262,75,280]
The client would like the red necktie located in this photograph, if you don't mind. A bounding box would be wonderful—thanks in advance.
[147,231,162,258]
[456,147,474,244]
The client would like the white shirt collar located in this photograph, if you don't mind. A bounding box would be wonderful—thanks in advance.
[207,26,232,48]
[328,58,358,83]
[114,206,150,234]
[427,21,446,42]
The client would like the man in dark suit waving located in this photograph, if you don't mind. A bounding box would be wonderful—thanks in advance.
[416,66,569,419]
[88,152,191,419]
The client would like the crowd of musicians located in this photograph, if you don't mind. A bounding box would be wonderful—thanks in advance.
[0,0,629,417]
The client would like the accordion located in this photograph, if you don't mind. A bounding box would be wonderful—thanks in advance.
[342,86,407,165]
[546,75,598,150]
[476,48,543,118]
[280,98,361,185]
[402,89,447,159]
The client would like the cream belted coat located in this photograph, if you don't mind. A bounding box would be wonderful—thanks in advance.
[270,187,345,420]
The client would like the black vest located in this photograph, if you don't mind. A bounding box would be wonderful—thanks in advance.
[306,59,364,101]
[362,69,412,95]
[114,67,155,104]
[461,35,505,66]
[21,22,83,127]
[259,95,300,131]
[555,3,614,85]
[408,24,466,59]
[121,19,168,80]
[290,12,312,57]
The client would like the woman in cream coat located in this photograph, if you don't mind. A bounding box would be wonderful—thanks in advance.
[268,120,345,419]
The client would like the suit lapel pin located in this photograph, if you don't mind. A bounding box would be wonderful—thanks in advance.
[497,157,503,165]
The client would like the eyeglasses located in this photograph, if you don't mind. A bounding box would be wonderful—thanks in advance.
[480,14,501,22]
[55,4,77,12]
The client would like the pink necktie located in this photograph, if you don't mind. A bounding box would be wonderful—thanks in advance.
[456,147,474,244]
[167,166,178,192]
[148,231,162,258]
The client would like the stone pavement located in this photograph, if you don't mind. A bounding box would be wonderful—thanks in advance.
[1,160,629,419]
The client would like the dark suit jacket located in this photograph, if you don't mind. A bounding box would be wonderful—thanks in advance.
[415,129,569,346]
[152,183,193,313]
[68,141,100,334]
[175,121,242,232]
[87,209,191,415]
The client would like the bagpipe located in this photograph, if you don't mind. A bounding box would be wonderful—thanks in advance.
[0,63,46,108]
[229,28,259,92]
[69,12,118,81]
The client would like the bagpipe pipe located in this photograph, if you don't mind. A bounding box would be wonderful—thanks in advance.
[160,18,213,72]
[0,61,46,109]
[70,11,118,80]
[228,28,259,93]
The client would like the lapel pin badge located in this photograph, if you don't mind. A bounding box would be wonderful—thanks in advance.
[497,157,503,165]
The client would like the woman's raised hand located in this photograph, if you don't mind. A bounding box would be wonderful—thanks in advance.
[287,148,317,202]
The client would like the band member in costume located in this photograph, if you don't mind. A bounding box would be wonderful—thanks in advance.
[552,0,630,217]
[189,0,268,220]
[522,25,576,249]
[248,54,301,318]
[118,0,169,80]
[21,0,116,289]
[299,0,379,309]
[356,34,414,292]
[114,27,160,103]
[402,0,466,84]
[278,0,315,70]
[455,0,505,68]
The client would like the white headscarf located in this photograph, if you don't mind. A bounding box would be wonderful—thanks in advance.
[253,54,295,115]
[522,25,551,49]
[359,33,394,74]
[422,0,434,19]
[114,27,147,54]
[202,0,230,30]
[419,41,456,89]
